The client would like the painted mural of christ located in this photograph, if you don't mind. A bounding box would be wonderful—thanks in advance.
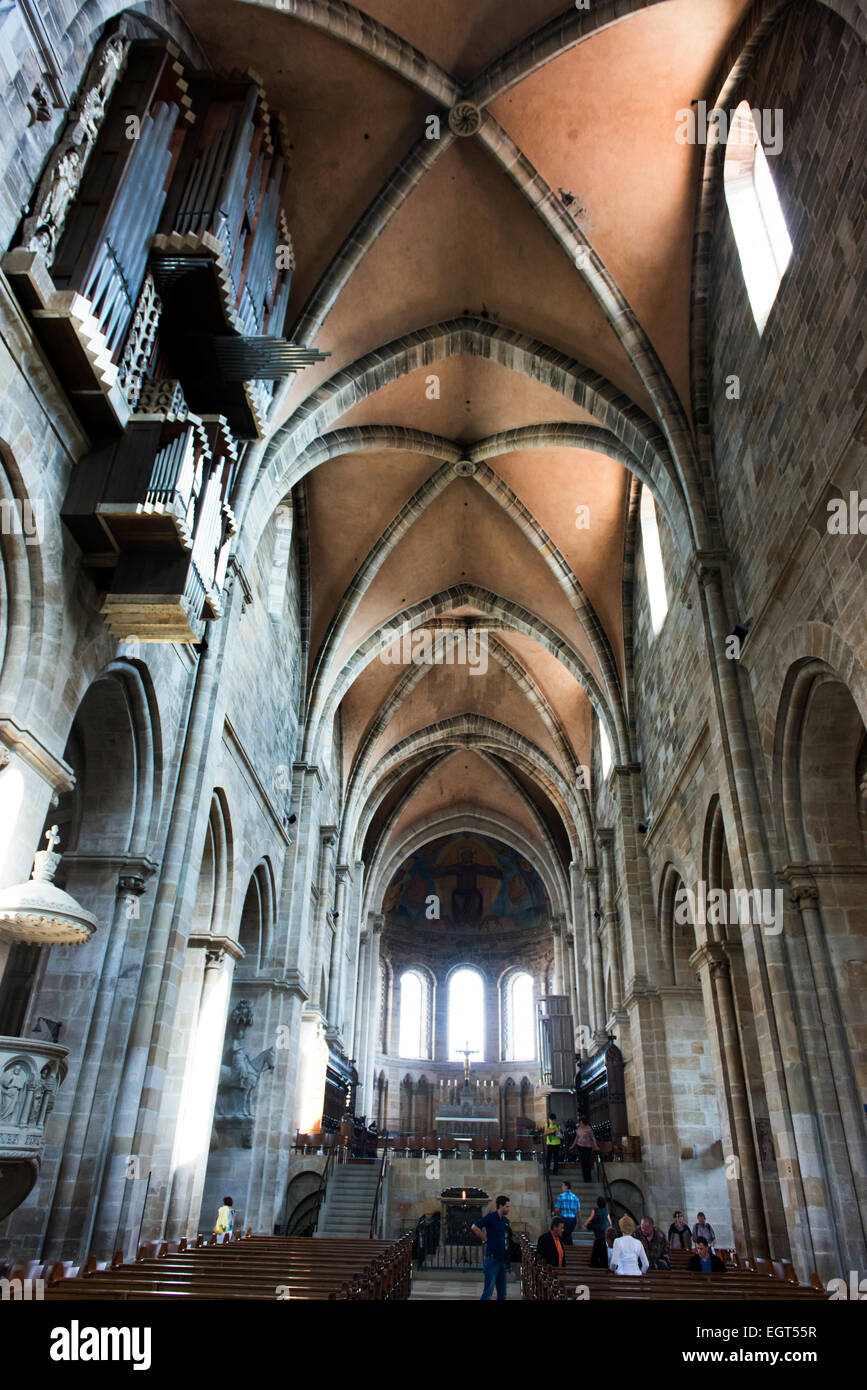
[438,849,503,923]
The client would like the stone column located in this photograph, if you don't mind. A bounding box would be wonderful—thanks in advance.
[551,916,564,994]
[90,573,245,1258]
[328,863,352,1043]
[39,863,156,1261]
[165,940,239,1240]
[569,860,591,1053]
[782,868,866,1271]
[694,556,816,1277]
[352,930,369,1070]
[597,829,623,1012]
[583,868,606,1043]
[691,940,767,1260]
[362,916,383,1112]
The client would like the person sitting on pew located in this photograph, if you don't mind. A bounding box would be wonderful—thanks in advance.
[605,1227,617,1270]
[537,1216,567,1268]
[688,1238,726,1273]
[667,1210,692,1250]
[609,1216,649,1276]
[637,1216,671,1270]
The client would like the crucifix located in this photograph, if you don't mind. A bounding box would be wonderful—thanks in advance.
[457,1042,478,1084]
[44,825,61,852]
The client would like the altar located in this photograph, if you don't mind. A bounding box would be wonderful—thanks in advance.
[434,1075,499,1143]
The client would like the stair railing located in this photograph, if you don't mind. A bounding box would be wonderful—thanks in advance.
[597,1151,639,1228]
[369,1132,390,1238]
[309,1135,340,1235]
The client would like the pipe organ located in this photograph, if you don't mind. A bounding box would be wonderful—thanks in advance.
[3,25,328,643]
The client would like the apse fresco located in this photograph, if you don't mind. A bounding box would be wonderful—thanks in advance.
[382,833,548,931]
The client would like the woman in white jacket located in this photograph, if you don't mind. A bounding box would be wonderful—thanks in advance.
[609,1215,649,1275]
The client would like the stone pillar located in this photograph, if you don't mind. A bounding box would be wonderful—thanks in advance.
[694,556,817,1277]
[583,868,606,1043]
[329,863,352,1042]
[346,859,365,1045]
[38,863,155,1261]
[89,574,245,1259]
[782,868,867,1272]
[165,940,239,1240]
[364,916,383,1100]
[351,929,369,1068]
[691,941,767,1260]
[597,829,623,1012]
[551,916,564,994]
[569,860,591,1053]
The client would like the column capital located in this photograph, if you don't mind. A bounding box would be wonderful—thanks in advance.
[689,941,729,979]
[117,873,146,898]
[596,827,615,852]
[780,864,819,907]
[336,863,353,885]
[188,932,245,962]
[320,825,338,848]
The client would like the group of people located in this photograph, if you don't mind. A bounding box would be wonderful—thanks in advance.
[544,1113,599,1180]
[542,1187,725,1275]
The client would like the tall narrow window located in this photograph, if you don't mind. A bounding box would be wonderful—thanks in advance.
[724,101,792,334]
[640,486,668,635]
[398,969,427,1058]
[505,972,536,1060]
[448,967,485,1063]
[599,720,613,780]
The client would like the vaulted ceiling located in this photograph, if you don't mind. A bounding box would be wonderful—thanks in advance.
[176,0,753,902]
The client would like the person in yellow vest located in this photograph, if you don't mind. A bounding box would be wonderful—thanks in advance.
[544,1113,562,1175]
[214,1195,234,1243]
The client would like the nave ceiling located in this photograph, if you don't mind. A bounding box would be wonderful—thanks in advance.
[170,0,754,894]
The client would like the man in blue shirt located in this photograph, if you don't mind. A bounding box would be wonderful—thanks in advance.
[471,1195,512,1300]
[554,1181,580,1244]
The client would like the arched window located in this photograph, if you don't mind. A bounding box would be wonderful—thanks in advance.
[448,967,485,1063]
[639,486,668,635]
[504,971,536,1061]
[599,719,613,779]
[398,968,429,1059]
[724,101,792,334]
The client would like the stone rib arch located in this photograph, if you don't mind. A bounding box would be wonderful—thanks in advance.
[352,736,576,875]
[341,633,581,863]
[367,806,570,926]
[476,116,702,524]
[304,452,626,750]
[243,319,677,555]
[303,583,621,767]
[359,763,572,922]
[353,714,584,861]
[305,459,458,715]
[243,0,460,106]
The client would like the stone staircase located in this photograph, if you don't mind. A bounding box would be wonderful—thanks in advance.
[314,1161,380,1238]
[545,1172,611,1246]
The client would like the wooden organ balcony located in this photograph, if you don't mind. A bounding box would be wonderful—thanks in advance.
[62,379,239,641]
[3,27,328,643]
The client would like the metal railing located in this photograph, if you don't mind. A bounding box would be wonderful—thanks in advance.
[597,1152,639,1227]
[308,1139,339,1235]
[369,1133,390,1238]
